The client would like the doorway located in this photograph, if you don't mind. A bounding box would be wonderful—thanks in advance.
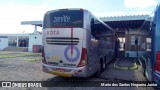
[118,37,125,51]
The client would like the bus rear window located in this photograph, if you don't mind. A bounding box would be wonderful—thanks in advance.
[43,10,83,28]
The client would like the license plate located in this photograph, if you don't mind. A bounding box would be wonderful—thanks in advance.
[56,68,64,72]
[50,71,72,77]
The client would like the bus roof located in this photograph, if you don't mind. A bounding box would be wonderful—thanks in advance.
[45,8,86,14]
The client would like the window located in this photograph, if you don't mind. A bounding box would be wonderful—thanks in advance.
[18,36,29,47]
[146,38,151,51]
[8,36,17,47]
[137,36,141,45]
[43,10,83,28]
[131,35,135,45]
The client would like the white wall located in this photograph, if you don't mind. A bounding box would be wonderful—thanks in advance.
[0,37,8,50]
[28,34,42,52]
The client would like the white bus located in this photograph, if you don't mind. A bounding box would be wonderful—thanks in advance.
[41,8,118,77]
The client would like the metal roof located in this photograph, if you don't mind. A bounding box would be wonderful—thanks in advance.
[101,15,152,29]
[21,21,42,27]
[21,15,152,29]
[100,15,151,21]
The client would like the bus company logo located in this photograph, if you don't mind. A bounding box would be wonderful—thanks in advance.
[53,15,70,23]
[47,30,59,35]
[64,45,80,62]
[2,82,11,87]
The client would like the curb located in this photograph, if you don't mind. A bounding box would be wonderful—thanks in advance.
[0,54,40,59]
[114,58,138,70]
[24,58,42,62]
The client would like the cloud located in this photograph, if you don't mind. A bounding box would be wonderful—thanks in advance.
[94,12,127,17]
[0,4,51,34]
[131,11,151,15]
[124,0,158,9]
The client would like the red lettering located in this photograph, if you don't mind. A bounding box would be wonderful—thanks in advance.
[54,31,56,34]
[47,31,49,35]
[47,30,59,35]
[50,31,53,35]
[56,31,59,35]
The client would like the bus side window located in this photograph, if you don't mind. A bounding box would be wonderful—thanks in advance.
[91,18,94,33]
[91,18,100,39]
[91,18,97,38]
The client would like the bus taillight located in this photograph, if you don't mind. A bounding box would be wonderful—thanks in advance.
[41,46,47,64]
[78,48,87,67]
[41,46,44,57]
[155,51,160,72]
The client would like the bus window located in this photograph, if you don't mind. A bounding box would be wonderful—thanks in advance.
[91,18,94,33]
[43,10,83,28]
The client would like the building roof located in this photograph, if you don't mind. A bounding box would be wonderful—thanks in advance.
[100,15,151,21]
[21,20,42,27]
[21,15,152,29]
[100,15,152,29]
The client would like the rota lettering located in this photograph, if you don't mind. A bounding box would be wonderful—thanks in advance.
[47,30,59,35]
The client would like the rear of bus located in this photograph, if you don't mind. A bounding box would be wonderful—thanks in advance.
[41,9,88,77]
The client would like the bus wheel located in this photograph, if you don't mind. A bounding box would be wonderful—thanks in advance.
[142,65,146,77]
[95,60,103,77]
[142,60,146,77]
[103,59,106,70]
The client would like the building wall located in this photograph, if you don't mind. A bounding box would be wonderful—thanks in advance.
[124,29,147,57]
[28,34,42,52]
[0,36,8,50]
[0,34,42,52]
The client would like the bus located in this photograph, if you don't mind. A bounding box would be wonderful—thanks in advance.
[41,8,118,77]
[139,5,160,85]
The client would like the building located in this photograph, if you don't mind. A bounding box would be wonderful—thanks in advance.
[0,21,42,52]
[101,15,152,57]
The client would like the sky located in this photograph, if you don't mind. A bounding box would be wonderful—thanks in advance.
[0,0,160,34]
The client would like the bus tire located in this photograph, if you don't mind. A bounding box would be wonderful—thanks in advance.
[142,66,146,77]
[142,60,146,77]
[95,60,103,77]
[103,59,106,71]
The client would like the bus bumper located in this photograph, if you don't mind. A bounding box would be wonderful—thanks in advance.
[42,62,89,77]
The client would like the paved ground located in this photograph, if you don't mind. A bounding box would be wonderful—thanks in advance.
[0,51,158,90]
[100,58,146,81]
